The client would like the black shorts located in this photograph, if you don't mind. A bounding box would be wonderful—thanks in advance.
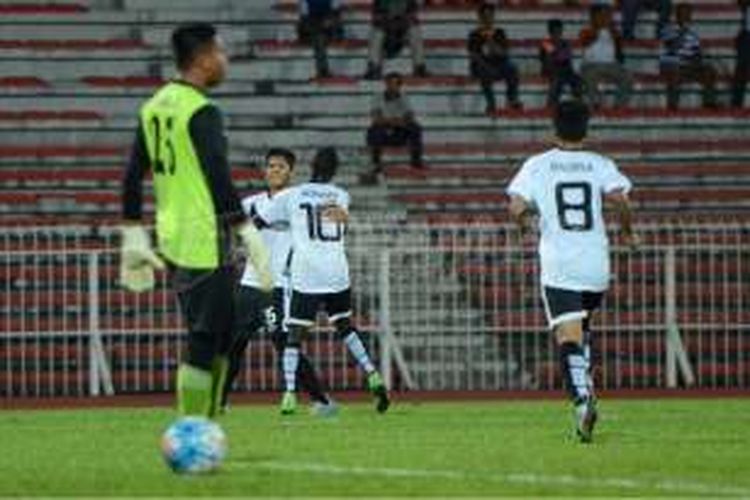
[288,288,352,327]
[170,264,236,353]
[232,285,274,338]
[541,286,603,329]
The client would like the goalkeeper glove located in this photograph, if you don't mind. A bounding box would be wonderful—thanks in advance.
[119,225,165,293]
[237,222,273,292]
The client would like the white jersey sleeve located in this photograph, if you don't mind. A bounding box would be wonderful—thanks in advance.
[507,160,536,204]
[600,158,632,195]
[240,191,293,290]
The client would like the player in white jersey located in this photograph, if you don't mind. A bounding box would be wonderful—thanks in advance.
[507,100,637,443]
[220,148,335,415]
[258,147,390,415]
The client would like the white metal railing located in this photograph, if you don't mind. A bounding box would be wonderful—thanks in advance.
[1,221,748,397]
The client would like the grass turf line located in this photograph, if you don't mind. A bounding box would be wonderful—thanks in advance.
[0,399,748,497]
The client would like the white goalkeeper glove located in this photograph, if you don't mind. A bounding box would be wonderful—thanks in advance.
[237,222,273,292]
[119,225,165,293]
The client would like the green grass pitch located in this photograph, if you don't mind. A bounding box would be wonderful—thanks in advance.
[1,398,749,497]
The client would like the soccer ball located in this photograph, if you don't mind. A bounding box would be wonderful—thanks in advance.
[160,416,227,474]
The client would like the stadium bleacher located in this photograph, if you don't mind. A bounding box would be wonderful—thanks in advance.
[0,0,748,396]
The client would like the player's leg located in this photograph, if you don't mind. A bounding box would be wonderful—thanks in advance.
[542,286,597,442]
[581,292,604,397]
[173,266,233,418]
[328,290,390,413]
[271,287,333,409]
[280,291,317,414]
[220,285,268,412]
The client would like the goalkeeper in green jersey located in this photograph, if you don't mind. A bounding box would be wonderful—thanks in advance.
[120,23,272,418]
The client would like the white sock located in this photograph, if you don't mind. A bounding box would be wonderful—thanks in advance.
[282,346,299,392]
[343,331,375,374]
[583,330,594,393]
[567,353,591,402]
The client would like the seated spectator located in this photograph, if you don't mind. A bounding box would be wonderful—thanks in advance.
[539,19,584,108]
[298,0,344,79]
[364,72,424,184]
[364,0,428,79]
[468,2,522,114]
[579,5,633,109]
[732,0,750,107]
[659,3,718,109]
[620,0,672,40]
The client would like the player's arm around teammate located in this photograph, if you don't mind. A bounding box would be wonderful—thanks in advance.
[220,149,335,414]
[257,147,390,415]
[120,23,271,419]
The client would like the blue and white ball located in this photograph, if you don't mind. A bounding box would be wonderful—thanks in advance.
[161,416,227,474]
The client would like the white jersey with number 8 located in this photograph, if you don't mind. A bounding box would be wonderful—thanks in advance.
[507,147,632,292]
[257,182,350,294]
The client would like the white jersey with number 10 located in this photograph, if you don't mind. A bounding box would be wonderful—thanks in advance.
[258,182,350,294]
[507,147,632,292]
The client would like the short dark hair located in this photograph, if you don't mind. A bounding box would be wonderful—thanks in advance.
[478,2,495,16]
[171,23,217,71]
[265,147,296,170]
[384,71,402,82]
[554,100,590,142]
[548,19,563,34]
[311,146,339,182]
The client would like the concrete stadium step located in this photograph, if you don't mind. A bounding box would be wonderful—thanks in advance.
[229,56,706,82]
[255,36,736,56]
[392,186,750,210]
[0,59,154,79]
[0,25,137,40]
[384,162,750,187]
[0,2,88,15]
[2,83,738,117]
[0,110,105,129]
[0,43,155,60]
[2,116,747,147]
[275,74,740,95]
[274,0,739,15]
[121,0,276,11]
[0,167,262,185]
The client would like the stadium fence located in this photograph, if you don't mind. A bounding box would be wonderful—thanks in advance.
[1,220,748,397]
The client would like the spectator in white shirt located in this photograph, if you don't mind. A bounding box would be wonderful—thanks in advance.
[578,5,633,109]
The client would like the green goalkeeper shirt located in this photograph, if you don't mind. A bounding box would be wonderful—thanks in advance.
[122,80,244,269]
